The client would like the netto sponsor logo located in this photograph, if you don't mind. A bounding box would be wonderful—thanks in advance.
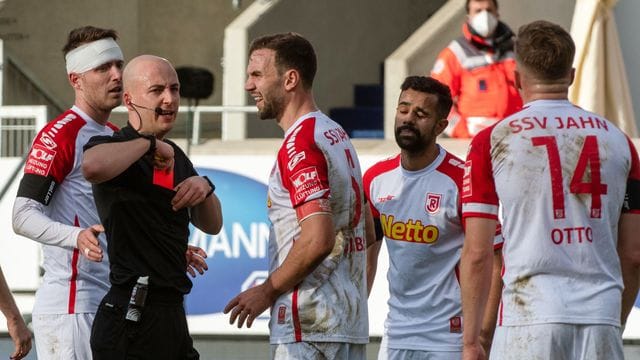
[381,214,439,244]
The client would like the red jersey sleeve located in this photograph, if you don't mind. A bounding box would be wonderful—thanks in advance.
[18,110,85,205]
[461,127,500,221]
[277,117,330,209]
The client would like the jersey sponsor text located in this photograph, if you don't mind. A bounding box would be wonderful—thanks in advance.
[380,214,439,244]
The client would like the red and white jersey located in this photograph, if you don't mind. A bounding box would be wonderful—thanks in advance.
[462,99,640,327]
[15,106,116,315]
[364,148,502,351]
[267,111,368,344]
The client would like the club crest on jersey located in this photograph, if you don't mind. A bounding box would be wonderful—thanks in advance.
[425,193,442,214]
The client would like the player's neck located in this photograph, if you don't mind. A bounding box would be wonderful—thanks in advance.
[521,82,570,103]
[278,92,318,133]
[75,100,111,125]
[401,144,440,171]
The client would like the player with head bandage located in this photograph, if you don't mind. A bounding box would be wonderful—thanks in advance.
[11,25,124,360]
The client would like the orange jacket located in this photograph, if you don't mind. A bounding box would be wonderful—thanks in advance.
[431,23,522,138]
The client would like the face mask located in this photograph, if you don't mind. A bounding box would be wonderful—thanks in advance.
[469,10,498,37]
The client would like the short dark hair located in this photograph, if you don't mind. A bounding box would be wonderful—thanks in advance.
[465,0,499,13]
[249,32,317,89]
[515,20,575,81]
[400,76,453,119]
[62,26,119,56]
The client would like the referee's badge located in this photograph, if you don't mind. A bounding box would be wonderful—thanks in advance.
[426,193,442,215]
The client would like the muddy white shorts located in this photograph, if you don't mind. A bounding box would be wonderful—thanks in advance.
[33,313,95,360]
[490,323,623,360]
[271,341,366,360]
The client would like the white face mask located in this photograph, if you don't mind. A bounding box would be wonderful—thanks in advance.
[469,10,498,37]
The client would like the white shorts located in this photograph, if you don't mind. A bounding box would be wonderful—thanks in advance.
[490,323,623,360]
[33,313,95,360]
[378,343,461,360]
[271,342,366,360]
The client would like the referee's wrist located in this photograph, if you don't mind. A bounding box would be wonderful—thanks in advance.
[139,133,156,155]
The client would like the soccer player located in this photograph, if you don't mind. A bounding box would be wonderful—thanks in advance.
[12,26,123,359]
[460,20,640,360]
[364,76,503,359]
[224,33,369,359]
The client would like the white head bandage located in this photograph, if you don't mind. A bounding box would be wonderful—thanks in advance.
[65,38,123,74]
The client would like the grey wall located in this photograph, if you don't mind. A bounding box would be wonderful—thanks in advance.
[616,0,640,127]
[0,0,253,132]
[245,0,444,137]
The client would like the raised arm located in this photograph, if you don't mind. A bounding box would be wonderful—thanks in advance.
[82,137,173,184]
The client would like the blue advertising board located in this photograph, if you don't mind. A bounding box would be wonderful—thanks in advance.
[185,167,270,315]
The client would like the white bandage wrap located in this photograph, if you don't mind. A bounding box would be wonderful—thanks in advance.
[65,38,123,74]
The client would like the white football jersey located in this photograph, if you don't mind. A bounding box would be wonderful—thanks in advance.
[462,99,640,327]
[267,111,368,344]
[364,147,503,351]
[16,106,115,315]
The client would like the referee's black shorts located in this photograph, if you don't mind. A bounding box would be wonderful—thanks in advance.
[90,284,199,360]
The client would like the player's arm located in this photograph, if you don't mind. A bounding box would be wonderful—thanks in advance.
[620,138,640,327]
[366,204,382,296]
[479,247,503,354]
[82,136,173,184]
[461,217,496,359]
[619,212,640,326]
[0,267,31,359]
[12,196,81,249]
[224,203,335,328]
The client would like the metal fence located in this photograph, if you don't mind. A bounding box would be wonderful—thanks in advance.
[0,106,47,157]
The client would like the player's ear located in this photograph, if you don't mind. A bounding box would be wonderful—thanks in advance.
[69,72,81,90]
[436,118,449,136]
[283,69,300,91]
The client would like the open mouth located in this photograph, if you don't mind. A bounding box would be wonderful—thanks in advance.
[156,108,175,116]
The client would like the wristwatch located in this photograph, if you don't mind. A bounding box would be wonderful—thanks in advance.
[202,176,215,198]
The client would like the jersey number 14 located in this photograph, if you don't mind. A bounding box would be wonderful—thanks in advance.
[532,135,607,219]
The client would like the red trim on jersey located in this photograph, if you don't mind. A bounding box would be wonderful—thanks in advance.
[461,212,498,222]
[278,117,331,208]
[362,154,401,218]
[68,215,81,314]
[461,126,499,213]
[292,285,302,342]
[25,109,86,183]
[436,151,465,217]
[106,122,119,132]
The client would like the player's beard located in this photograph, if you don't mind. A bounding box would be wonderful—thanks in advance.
[395,124,436,154]
[258,90,285,121]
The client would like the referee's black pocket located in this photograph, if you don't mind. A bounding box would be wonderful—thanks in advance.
[91,298,127,351]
